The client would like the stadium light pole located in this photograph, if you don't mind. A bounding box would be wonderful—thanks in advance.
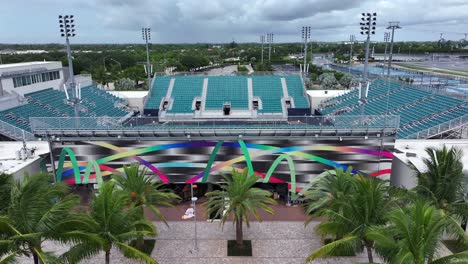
[383,32,390,75]
[348,34,355,74]
[386,21,401,76]
[58,15,80,120]
[360,12,376,82]
[267,33,273,63]
[359,12,376,124]
[142,28,152,89]
[302,26,311,74]
[260,35,265,64]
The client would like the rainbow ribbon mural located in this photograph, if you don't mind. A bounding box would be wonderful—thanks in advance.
[56,140,393,193]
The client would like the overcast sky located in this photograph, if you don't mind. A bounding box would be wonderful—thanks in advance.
[1,0,467,44]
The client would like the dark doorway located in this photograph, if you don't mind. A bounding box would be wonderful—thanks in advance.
[223,103,231,115]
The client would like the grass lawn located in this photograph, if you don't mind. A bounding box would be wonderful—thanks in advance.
[396,64,468,78]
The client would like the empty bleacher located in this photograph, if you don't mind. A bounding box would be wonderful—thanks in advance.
[252,76,283,113]
[0,86,130,132]
[318,79,467,138]
[205,76,249,110]
[167,76,204,113]
[285,76,309,108]
[145,76,172,109]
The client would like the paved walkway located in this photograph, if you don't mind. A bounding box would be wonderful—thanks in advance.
[149,197,309,221]
[16,221,380,264]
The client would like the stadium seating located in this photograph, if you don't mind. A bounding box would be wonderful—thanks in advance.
[252,76,283,113]
[205,76,249,110]
[0,86,130,132]
[284,76,309,108]
[145,76,172,109]
[167,76,204,113]
[318,80,467,138]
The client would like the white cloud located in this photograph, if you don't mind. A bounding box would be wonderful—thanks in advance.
[1,0,467,43]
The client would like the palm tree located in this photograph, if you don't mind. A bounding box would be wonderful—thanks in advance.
[0,173,12,214]
[0,173,81,264]
[303,167,355,221]
[204,169,277,248]
[306,175,392,263]
[112,164,180,223]
[412,146,468,228]
[63,181,157,264]
[367,199,468,264]
[112,164,180,251]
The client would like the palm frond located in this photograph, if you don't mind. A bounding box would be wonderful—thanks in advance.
[115,241,158,264]
[306,236,360,262]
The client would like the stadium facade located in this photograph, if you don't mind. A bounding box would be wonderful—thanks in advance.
[0,61,465,194]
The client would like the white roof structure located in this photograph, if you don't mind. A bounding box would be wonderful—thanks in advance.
[0,141,50,175]
[394,139,468,173]
[0,61,56,70]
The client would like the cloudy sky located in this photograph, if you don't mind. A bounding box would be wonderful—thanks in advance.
[1,0,467,44]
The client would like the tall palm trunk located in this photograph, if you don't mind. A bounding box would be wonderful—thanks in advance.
[236,216,243,247]
[365,243,374,263]
[32,252,39,264]
[105,250,111,264]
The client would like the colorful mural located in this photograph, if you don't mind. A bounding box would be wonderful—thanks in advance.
[54,139,394,193]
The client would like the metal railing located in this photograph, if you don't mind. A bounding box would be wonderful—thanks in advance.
[30,115,400,132]
[153,71,302,77]
[405,114,468,139]
[0,119,35,140]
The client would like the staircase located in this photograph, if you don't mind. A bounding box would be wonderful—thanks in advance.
[405,114,468,139]
[0,119,35,141]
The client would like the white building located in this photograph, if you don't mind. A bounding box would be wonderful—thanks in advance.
[0,61,65,97]
[390,139,468,189]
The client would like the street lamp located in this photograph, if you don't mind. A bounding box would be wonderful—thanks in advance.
[142,27,152,89]
[190,184,198,252]
[302,26,311,74]
[58,15,81,120]
[267,33,273,63]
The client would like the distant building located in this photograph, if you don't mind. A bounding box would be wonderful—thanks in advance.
[0,61,65,96]
[0,50,48,55]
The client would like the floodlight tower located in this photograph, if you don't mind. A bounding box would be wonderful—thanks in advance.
[302,26,311,73]
[142,28,152,89]
[359,12,376,124]
[348,34,356,74]
[360,12,377,82]
[383,32,390,74]
[267,33,273,63]
[260,35,265,64]
[386,21,401,76]
[58,15,80,119]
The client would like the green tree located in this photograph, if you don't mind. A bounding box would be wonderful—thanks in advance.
[304,168,355,220]
[318,72,338,89]
[368,199,468,264]
[306,175,392,263]
[114,78,136,91]
[122,66,146,87]
[204,169,277,248]
[412,146,468,228]
[63,181,157,264]
[112,164,180,234]
[0,173,12,214]
[0,173,81,264]
[92,66,111,89]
